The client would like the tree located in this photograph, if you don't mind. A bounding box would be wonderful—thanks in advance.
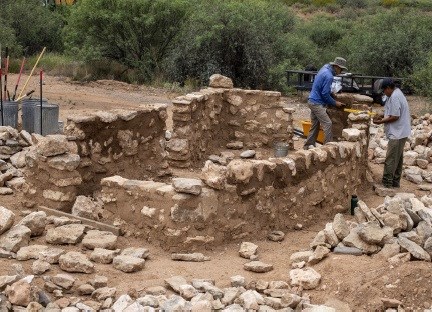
[2,0,64,55]
[165,0,298,89]
[64,0,189,82]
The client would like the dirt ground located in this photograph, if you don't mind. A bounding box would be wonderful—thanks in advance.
[1,74,432,310]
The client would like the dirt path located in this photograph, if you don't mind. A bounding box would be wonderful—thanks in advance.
[1,75,432,310]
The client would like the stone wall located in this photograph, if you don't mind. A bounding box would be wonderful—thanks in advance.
[167,81,294,169]
[64,106,170,194]
[99,120,369,251]
[23,135,82,211]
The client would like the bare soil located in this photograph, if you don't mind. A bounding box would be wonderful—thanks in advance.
[1,74,432,310]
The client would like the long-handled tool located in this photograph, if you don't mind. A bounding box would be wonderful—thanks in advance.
[15,90,35,102]
[12,57,26,101]
[16,47,46,101]
[40,70,43,134]
[3,47,9,101]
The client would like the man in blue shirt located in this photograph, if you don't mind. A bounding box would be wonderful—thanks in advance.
[303,57,347,149]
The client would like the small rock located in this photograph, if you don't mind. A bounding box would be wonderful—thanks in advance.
[0,225,31,252]
[81,230,118,250]
[51,274,75,290]
[289,268,321,290]
[77,284,95,296]
[91,275,108,288]
[209,74,234,88]
[171,253,210,262]
[59,252,95,273]
[17,211,47,237]
[374,184,396,197]
[267,231,285,242]
[230,275,246,287]
[164,276,188,293]
[5,280,31,307]
[290,250,314,263]
[120,247,149,259]
[308,246,330,265]
[32,260,50,275]
[380,297,403,308]
[172,178,202,195]
[239,242,258,259]
[90,248,120,264]
[45,224,86,245]
[91,287,117,301]
[112,255,145,273]
[243,261,273,273]
[240,150,256,159]
[226,141,244,149]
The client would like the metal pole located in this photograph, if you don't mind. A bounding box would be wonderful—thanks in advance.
[40,70,43,135]
[0,68,3,126]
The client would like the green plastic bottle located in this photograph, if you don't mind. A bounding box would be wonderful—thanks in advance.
[350,195,358,215]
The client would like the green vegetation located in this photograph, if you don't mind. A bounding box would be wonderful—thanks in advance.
[1,0,432,99]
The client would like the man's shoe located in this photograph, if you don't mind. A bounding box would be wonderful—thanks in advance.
[392,182,400,188]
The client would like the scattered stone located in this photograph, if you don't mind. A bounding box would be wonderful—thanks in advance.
[310,231,327,249]
[332,213,350,240]
[161,295,189,311]
[171,253,210,262]
[16,245,48,261]
[39,247,65,264]
[71,196,103,221]
[398,237,431,261]
[112,255,145,273]
[91,275,108,289]
[90,248,120,264]
[342,227,380,255]
[308,246,330,265]
[0,225,31,252]
[226,141,244,150]
[267,231,285,242]
[323,222,339,247]
[375,243,400,260]
[179,284,198,300]
[294,223,303,230]
[238,290,264,310]
[243,261,273,273]
[290,250,314,263]
[120,247,150,259]
[289,268,321,290]
[17,211,47,237]
[45,224,86,245]
[240,150,256,159]
[0,275,19,291]
[357,221,388,245]
[230,275,246,288]
[172,178,202,195]
[82,230,118,250]
[112,294,134,311]
[381,297,403,308]
[145,286,167,296]
[374,184,396,197]
[5,280,32,307]
[32,260,51,275]
[36,135,69,157]
[388,252,411,265]
[77,284,95,296]
[51,274,75,290]
[0,206,14,235]
[0,187,13,195]
[239,242,258,259]
[59,251,95,273]
[91,287,117,301]
[164,276,188,293]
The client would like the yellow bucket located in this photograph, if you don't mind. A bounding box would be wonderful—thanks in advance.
[301,120,324,144]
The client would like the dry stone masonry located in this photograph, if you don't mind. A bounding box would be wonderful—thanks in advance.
[167,75,295,168]
[64,106,170,194]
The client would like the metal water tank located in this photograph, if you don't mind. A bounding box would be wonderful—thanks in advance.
[0,101,19,128]
[22,99,59,135]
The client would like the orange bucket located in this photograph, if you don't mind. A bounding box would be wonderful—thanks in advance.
[301,120,324,144]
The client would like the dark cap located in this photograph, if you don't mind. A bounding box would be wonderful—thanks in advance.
[380,78,395,90]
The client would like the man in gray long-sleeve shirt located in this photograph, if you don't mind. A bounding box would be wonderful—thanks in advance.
[373,78,411,188]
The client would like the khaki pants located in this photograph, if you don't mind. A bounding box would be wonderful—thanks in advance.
[382,138,407,187]
[304,103,333,147]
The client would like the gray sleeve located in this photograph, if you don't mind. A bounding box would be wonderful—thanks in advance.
[387,94,402,117]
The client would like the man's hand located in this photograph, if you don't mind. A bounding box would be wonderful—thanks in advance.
[372,116,383,124]
[335,101,345,108]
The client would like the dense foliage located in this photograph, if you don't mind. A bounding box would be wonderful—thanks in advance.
[1,0,432,98]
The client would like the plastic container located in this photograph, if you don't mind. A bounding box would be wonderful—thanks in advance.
[350,195,358,215]
[274,142,289,157]
[301,120,324,144]
[0,101,19,128]
[22,99,59,135]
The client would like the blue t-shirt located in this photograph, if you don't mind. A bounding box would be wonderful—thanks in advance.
[308,64,336,106]
[384,88,411,140]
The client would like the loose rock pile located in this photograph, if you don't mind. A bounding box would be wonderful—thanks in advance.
[0,126,32,195]
[292,193,432,270]
[369,113,432,190]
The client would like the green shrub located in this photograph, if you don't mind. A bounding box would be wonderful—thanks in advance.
[64,0,189,83]
[165,0,297,89]
[342,9,432,77]
[410,52,432,99]
[1,0,64,55]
